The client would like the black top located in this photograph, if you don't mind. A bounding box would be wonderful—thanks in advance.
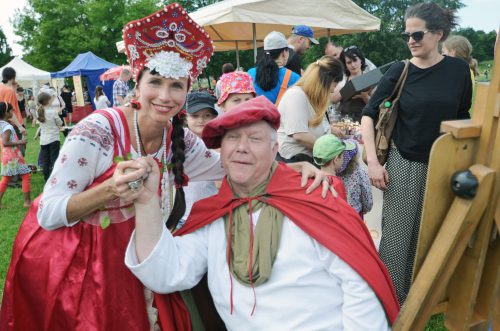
[286,49,302,76]
[60,91,73,112]
[18,98,26,113]
[362,56,472,163]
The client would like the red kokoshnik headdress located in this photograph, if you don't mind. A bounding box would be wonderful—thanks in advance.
[122,2,214,80]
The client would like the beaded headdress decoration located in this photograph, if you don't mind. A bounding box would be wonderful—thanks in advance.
[122,2,214,80]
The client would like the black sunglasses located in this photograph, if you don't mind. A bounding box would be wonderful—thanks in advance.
[401,30,430,42]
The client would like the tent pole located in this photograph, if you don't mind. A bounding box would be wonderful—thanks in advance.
[253,23,257,63]
[236,41,240,69]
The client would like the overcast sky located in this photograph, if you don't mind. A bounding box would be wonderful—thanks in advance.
[1,0,498,57]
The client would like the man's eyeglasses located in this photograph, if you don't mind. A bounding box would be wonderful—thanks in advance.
[401,30,430,42]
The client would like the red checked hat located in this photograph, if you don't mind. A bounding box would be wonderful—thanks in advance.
[202,96,280,149]
[122,2,213,80]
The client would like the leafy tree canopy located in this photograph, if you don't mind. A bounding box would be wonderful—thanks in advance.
[0,27,13,67]
[12,0,495,77]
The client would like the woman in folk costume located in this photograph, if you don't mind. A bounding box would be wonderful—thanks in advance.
[0,4,327,330]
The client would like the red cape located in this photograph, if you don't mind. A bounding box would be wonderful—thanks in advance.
[173,162,399,324]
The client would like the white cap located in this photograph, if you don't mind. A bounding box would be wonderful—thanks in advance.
[264,31,289,51]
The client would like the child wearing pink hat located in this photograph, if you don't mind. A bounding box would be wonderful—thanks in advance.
[217,71,256,112]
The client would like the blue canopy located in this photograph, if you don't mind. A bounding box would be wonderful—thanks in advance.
[51,52,119,108]
[51,51,117,78]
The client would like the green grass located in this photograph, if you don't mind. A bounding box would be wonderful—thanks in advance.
[0,127,450,328]
[0,125,50,304]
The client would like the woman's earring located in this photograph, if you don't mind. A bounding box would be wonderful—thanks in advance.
[130,99,141,110]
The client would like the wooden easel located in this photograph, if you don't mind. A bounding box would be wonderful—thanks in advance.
[393,41,500,330]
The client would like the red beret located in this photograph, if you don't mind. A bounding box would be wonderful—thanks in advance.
[201,96,281,149]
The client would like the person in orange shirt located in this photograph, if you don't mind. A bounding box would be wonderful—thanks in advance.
[0,67,26,136]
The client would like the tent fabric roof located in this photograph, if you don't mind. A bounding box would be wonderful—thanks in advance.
[51,51,117,78]
[0,57,51,81]
[190,0,381,51]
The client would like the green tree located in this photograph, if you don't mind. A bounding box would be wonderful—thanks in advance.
[303,0,465,67]
[0,27,13,67]
[452,28,496,62]
[13,0,163,71]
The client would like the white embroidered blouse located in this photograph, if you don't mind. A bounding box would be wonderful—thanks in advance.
[37,108,225,230]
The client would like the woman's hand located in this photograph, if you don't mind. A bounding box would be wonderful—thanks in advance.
[367,161,389,190]
[288,162,338,198]
[112,157,158,204]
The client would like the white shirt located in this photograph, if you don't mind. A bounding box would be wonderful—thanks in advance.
[125,209,390,331]
[179,179,218,228]
[277,86,330,159]
[94,95,110,110]
[39,107,63,145]
[38,109,225,230]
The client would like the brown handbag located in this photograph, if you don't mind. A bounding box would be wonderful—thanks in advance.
[364,60,410,165]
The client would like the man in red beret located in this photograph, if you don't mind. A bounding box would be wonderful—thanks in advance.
[124,96,399,330]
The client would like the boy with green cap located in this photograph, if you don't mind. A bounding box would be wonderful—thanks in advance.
[313,134,357,202]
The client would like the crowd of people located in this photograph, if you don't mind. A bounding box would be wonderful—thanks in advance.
[0,1,480,330]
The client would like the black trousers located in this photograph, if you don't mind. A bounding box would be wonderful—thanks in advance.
[41,141,61,181]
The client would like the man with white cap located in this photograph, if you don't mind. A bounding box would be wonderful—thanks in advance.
[124,96,399,330]
[248,31,300,105]
[286,25,319,75]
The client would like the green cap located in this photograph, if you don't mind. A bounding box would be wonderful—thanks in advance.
[383,101,392,108]
[313,134,357,166]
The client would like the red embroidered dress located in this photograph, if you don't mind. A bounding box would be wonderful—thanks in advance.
[0,108,223,330]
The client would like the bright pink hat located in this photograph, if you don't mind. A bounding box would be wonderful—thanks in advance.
[217,71,256,105]
[122,3,213,80]
[202,96,280,149]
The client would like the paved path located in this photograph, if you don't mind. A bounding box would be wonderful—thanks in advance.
[356,145,383,249]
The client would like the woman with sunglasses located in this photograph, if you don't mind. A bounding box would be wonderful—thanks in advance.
[361,2,472,305]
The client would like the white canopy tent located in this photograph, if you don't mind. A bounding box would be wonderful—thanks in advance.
[0,57,61,96]
[189,0,380,65]
[117,0,380,66]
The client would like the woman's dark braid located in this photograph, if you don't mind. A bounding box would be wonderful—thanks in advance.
[166,114,187,230]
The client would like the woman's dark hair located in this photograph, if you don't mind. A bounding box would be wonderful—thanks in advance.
[166,113,187,229]
[94,85,104,99]
[255,47,288,91]
[37,92,52,123]
[405,2,457,41]
[0,102,13,119]
[222,63,235,74]
[2,67,16,84]
[137,68,188,229]
[340,47,367,77]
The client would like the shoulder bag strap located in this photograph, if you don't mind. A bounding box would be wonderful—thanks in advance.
[390,60,411,100]
[275,69,293,106]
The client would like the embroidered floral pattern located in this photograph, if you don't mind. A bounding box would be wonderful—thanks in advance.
[204,151,212,158]
[50,177,57,186]
[69,121,113,152]
[60,154,68,164]
[184,129,197,152]
[67,180,78,190]
[127,44,139,61]
[78,157,88,167]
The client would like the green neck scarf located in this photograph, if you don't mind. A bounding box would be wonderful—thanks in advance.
[224,162,284,287]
